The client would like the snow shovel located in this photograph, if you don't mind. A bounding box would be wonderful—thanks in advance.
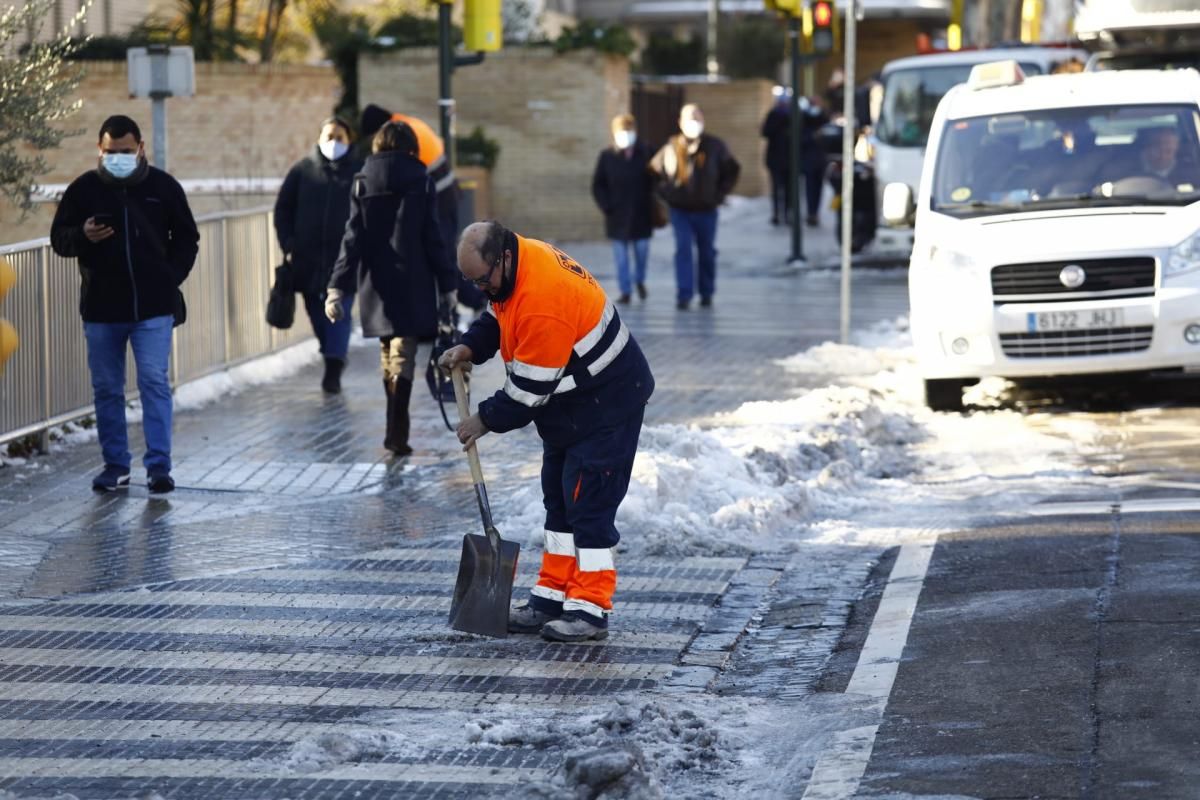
[447,365,520,638]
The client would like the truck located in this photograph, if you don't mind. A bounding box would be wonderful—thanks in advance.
[1077,0,1200,71]
[869,46,1088,258]
[882,61,1200,411]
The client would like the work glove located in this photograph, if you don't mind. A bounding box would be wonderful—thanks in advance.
[324,288,345,323]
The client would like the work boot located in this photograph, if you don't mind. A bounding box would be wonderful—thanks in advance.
[542,613,609,643]
[383,376,413,456]
[321,357,345,394]
[509,601,559,634]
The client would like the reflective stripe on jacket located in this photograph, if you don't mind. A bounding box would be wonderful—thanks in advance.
[461,235,654,445]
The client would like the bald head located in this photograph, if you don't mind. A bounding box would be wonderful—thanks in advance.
[458,220,511,299]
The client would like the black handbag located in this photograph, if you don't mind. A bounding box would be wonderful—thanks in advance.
[266,263,295,329]
[172,288,187,327]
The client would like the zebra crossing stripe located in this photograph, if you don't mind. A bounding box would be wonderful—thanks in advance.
[0,647,675,681]
[0,757,550,783]
[0,682,607,709]
[240,568,731,595]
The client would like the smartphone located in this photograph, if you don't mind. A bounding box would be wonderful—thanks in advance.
[92,213,115,228]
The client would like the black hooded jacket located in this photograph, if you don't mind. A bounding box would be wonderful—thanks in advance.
[591,140,654,241]
[273,147,363,295]
[328,150,456,339]
[50,164,199,324]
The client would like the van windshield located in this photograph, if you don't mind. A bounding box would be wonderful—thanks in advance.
[876,62,1043,147]
[931,104,1200,217]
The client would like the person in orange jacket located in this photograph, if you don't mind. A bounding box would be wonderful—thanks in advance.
[438,221,655,643]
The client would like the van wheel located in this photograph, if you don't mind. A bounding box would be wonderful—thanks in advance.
[925,379,966,412]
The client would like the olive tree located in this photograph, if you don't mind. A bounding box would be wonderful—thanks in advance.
[0,0,85,212]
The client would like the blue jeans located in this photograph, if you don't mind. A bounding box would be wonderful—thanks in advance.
[611,239,650,296]
[669,208,719,304]
[83,315,175,474]
[302,290,354,360]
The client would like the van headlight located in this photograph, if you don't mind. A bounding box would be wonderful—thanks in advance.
[1167,231,1200,278]
[928,245,976,272]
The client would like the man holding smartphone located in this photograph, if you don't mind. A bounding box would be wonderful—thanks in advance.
[50,115,199,494]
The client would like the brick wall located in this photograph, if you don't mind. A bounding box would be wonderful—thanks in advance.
[0,61,339,245]
[681,80,773,198]
[360,48,630,242]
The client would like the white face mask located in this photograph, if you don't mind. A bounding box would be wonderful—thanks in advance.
[613,130,636,149]
[101,153,139,179]
[680,120,704,140]
[320,140,349,161]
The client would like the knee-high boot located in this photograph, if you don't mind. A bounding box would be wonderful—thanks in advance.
[383,375,413,456]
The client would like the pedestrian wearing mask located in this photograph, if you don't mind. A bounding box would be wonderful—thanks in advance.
[326,120,457,457]
[273,116,363,394]
[591,113,654,305]
[49,114,199,494]
[650,104,740,310]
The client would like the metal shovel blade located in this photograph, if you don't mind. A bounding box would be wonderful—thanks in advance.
[448,526,520,638]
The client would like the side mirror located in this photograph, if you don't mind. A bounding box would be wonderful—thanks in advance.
[881,182,915,227]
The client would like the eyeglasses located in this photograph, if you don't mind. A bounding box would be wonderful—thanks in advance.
[470,254,502,288]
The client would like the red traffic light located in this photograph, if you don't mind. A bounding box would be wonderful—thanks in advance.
[813,0,832,26]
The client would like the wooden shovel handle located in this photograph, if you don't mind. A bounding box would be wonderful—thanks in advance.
[451,365,486,486]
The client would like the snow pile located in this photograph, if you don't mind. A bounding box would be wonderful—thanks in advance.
[491,313,1092,558]
[469,700,733,799]
[276,729,420,774]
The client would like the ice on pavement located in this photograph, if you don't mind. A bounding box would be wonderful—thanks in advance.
[256,316,1102,798]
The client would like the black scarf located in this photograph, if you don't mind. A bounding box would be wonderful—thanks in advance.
[490,231,520,304]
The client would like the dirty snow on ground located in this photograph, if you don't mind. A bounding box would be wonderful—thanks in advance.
[493,315,1099,559]
[267,316,1102,799]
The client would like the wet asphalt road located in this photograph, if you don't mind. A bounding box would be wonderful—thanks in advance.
[834,388,1200,800]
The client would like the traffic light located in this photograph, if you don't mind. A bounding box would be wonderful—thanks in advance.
[811,0,835,54]
[0,258,16,374]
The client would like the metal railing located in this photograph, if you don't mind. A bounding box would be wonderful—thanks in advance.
[0,206,312,448]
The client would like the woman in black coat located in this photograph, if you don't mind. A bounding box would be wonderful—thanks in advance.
[326,121,457,457]
[591,113,655,304]
[273,116,363,393]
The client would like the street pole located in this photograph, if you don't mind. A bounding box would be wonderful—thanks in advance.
[839,0,856,344]
[788,14,804,265]
[437,0,455,169]
[151,96,167,171]
[706,0,720,80]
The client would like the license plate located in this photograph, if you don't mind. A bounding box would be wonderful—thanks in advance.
[1027,308,1124,332]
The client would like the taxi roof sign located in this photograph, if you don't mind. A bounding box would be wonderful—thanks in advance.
[967,60,1026,91]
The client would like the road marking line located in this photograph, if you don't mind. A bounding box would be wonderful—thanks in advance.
[802,540,937,800]
[1031,496,1200,515]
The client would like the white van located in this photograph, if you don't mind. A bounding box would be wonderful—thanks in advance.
[871,46,1088,257]
[883,63,1200,411]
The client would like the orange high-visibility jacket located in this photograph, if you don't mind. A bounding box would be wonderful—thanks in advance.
[461,235,653,444]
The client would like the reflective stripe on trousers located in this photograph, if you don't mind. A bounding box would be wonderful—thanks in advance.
[530,529,617,621]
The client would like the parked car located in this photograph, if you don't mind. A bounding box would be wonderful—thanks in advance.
[883,62,1200,411]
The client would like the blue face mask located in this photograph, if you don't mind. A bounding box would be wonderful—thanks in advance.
[102,153,139,179]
